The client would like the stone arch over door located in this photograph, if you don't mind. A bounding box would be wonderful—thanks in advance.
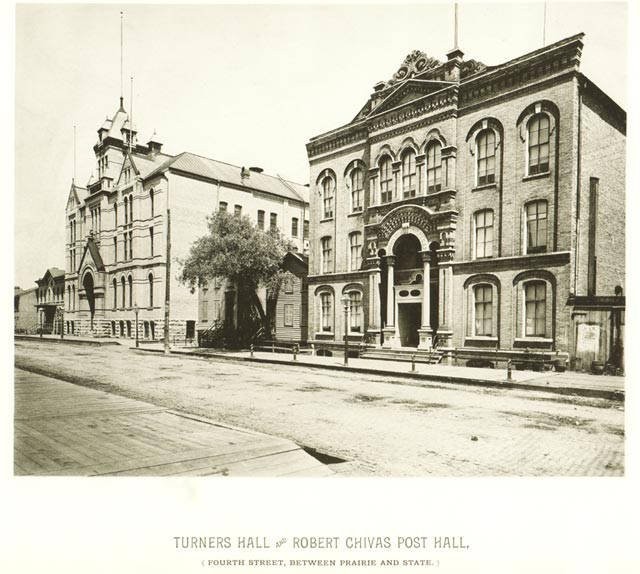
[82,270,96,329]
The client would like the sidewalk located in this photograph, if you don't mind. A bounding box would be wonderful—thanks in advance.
[14,334,624,402]
[145,347,625,402]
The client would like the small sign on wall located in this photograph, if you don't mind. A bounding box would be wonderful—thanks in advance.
[577,323,600,354]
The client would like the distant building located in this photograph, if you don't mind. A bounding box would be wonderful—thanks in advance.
[305,34,625,369]
[34,267,66,334]
[64,98,309,342]
[14,286,38,333]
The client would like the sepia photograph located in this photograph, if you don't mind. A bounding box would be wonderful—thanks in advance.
[4,0,638,572]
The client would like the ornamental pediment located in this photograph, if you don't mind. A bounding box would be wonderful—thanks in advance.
[371,79,454,117]
[376,205,436,242]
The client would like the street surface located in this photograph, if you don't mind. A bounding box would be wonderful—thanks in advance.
[14,341,624,476]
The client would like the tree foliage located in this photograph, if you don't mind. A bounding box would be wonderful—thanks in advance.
[179,211,295,342]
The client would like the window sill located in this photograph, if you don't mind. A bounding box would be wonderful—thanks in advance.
[472,183,497,192]
[466,336,498,342]
[348,210,363,218]
[514,337,553,344]
[320,218,334,223]
[522,171,551,182]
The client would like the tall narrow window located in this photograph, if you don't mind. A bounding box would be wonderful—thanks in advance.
[72,285,75,311]
[113,236,117,263]
[401,150,417,198]
[67,285,71,311]
[291,217,299,237]
[348,291,363,332]
[128,196,133,222]
[322,176,334,219]
[128,275,133,308]
[426,141,442,193]
[474,285,493,336]
[121,276,126,308]
[123,234,128,261]
[124,196,129,224]
[149,226,154,256]
[148,273,154,308]
[284,304,294,327]
[270,213,278,233]
[219,201,227,212]
[234,204,242,217]
[476,129,496,186]
[349,232,362,271]
[114,203,118,228]
[380,157,393,203]
[320,293,333,331]
[525,200,548,254]
[321,237,332,274]
[351,168,364,212]
[112,278,117,309]
[149,189,154,217]
[303,220,309,240]
[128,230,133,259]
[474,210,494,259]
[524,281,546,337]
[528,114,550,175]
[257,210,265,230]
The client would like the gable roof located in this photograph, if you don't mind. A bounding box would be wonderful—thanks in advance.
[76,237,105,273]
[36,267,65,285]
[366,79,456,118]
[144,152,309,203]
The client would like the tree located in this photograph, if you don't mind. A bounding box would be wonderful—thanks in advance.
[179,210,294,343]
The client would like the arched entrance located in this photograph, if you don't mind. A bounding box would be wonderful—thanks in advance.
[82,272,96,330]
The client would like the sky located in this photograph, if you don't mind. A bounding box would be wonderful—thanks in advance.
[13,1,628,288]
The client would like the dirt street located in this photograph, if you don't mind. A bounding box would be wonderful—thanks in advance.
[14,341,624,476]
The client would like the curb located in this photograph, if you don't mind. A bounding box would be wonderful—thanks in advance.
[132,347,624,402]
[15,335,121,347]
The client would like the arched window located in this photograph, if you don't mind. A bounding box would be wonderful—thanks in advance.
[348,290,363,333]
[349,232,362,271]
[524,281,547,337]
[124,196,129,225]
[72,285,75,311]
[128,275,133,308]
[148,273,154,308]
[67,285,71,311]
[401,149,416,198]
[379,157,393,203]
[121,276,126,308]
[473,284,493,336]
[149,188,154,218]
[350,168,364,212]
[321,176,334,219]
[426,141,442,193]
[476,129,496,186]
[112,278,117,309]
[527,114,550,175]
[320,236,333,274]
[129,195,133,222]
[474,209,494,259]
[525,200,548,254]
[319,291,333,332]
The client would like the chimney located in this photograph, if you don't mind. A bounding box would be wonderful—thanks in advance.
[241,166,251,179]
[147,131,162,158]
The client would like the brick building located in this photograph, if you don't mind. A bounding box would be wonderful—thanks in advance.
[64,98,309,342]
[305,34,625,368]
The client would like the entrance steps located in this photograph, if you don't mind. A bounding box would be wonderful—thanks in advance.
[360,348,443,365]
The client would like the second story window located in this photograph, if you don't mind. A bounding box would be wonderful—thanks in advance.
[321,236,332,274]
[476,129,496,186]
[351,168,364,212]
[474,209,494,259]
[291,217,299,237]
[257,210,265,230]
[349,232,362,271]
[401,150,416,198]
[380,157,393,203]
[528,114,550,175]
[426,141,442,193]
[525,200,548,254]
[270,213,278,233]
[322,176,334,219]
[234,204,242,217]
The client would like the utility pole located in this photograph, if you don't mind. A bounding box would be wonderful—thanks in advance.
[164,206,171,354]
